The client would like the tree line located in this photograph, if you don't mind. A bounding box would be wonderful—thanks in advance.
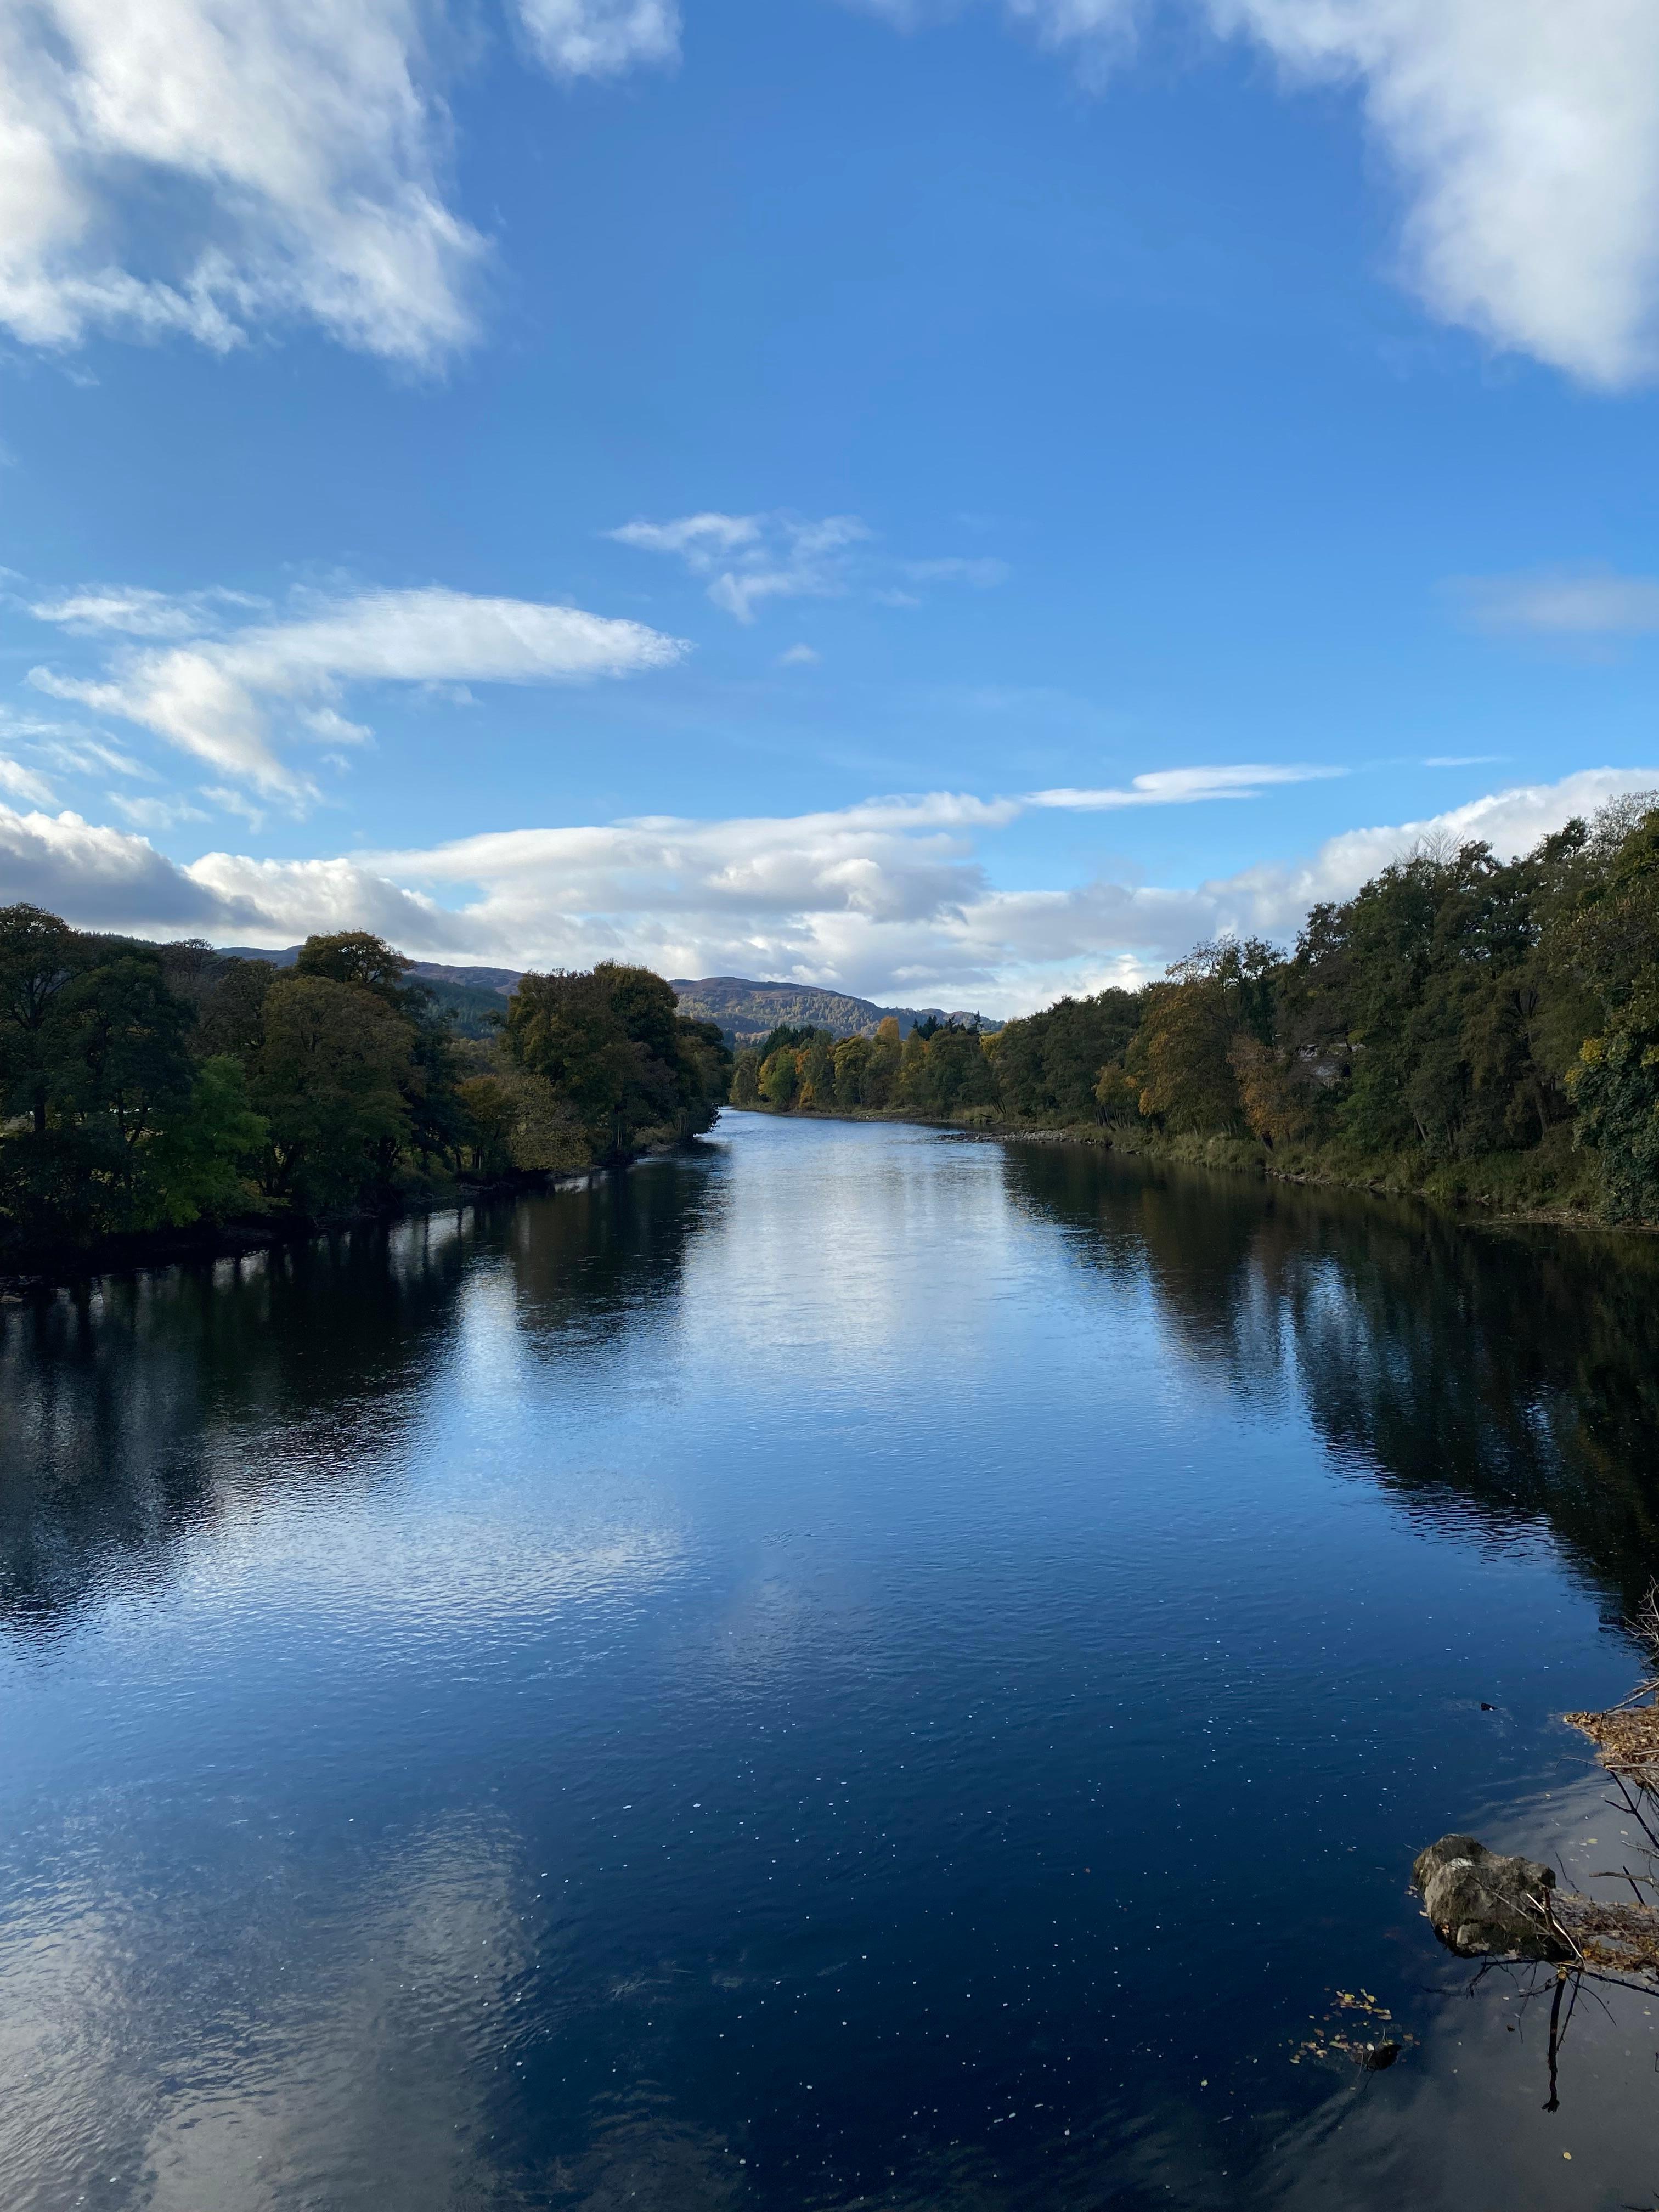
[0,909,731,1260]
[732,796,1659,1223]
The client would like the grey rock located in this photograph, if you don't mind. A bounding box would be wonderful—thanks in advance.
[1412,1833,1568,1961]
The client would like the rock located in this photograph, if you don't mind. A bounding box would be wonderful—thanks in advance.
[1412,1833,1568,1961]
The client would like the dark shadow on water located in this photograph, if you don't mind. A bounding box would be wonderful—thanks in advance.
[1002,1142,1659,1617]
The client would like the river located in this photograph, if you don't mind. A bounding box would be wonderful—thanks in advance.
[4,1112,1659,2210]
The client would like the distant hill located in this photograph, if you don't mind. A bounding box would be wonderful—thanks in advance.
[213,950,997,1049]
[669,975,1000,1047]
[219,949,520,994]
[218,947,519,1037]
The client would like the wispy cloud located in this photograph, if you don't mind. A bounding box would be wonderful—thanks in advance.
[28,585,267,639]
[29,584,688,799]
[1453,567,1659,636]
[105,793,210,832]
[899,557,1011,589]
[0,756,56,805]
[610,511,873,622]
[516,0,681,78]
[1027,763,1346,808]
[610,510,1012,621]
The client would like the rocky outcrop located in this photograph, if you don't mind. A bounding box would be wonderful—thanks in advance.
[1412,1834,1568,1960]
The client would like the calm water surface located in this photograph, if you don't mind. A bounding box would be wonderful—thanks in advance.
[5,1114,1659,2210]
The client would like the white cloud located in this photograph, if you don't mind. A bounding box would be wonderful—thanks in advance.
[1211,0,1659,388]
[0,0,495,368]
[516,0,681,78]
[29,584,688,798]
[1029,762,1345,808]
[612,510,873,623]
[0,755,56,805]
[859,0,1659,388]
[1207,766,1659,941]
[0,804,245,931]
[105,792,210,831]
[777,642,821,666]
[1002,0,1141,80]
[0,0,1652,388]
[12,767,1655,1014]
[1453,567,1659,635]
[27,584,265,638]
[611,510,1014,622]
[29,731,155,780]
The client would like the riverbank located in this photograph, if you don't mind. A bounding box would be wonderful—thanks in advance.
[0,1135,707,1295]
[728,1103,1616,1231]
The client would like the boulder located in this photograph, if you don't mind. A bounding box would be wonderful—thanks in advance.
[1412,1833,1568,1961]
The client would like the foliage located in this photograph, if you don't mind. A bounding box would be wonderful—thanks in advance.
[730,797,1659,1223]
[0,913,729,1260]
[253,973,414,1213]
[989,989,1139,1121]
[505,961,730,1159]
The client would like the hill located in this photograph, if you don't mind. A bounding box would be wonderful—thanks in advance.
[669,975,1000,1047]
[214,951,997,1048]
[218,947,519,1037]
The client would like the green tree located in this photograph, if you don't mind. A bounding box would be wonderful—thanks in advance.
[505,969,639,1150]
[798,1031,835,1109]
[758,1046,798,1108]
[55,949,197,1221]
[992,989,1142,1121]
[730,1047,761,1107]
[146,1056,270,1226]
[897,1028,929,1105]
[192,956,278,1060]
[505,963,726,1155]
[294,930,415,1007]
[253,975,415,1213]
[903,1023,996,1114]
[833,1034,871,1108]
[0,904,81,1135]
[1564,804,1659,1218]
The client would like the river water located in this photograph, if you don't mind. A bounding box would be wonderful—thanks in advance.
[5,1113,1659,2210]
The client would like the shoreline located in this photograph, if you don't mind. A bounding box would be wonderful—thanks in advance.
[0,1137,709,1298]
[727,1103,1634,1237]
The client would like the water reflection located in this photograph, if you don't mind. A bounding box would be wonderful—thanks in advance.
[0,1158,715,1639]
[7,1121,1659,2212]
[0,1804,532,2212]
[1005,1142,1659,1616]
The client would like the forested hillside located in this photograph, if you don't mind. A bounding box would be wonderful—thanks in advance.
[670,975,999,1046]
[738,795,1659,1224]
[0,915,729,1262]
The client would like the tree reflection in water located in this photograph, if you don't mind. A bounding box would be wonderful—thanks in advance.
[1002,1141,1659,1618]
[0,1156,716,1640]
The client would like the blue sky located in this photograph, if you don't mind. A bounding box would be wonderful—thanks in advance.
[1,0,1657,1011]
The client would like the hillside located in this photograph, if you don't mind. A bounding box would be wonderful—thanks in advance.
[218,947,519,1036]
[669,975,1000,1046]
[215,949,997,1047]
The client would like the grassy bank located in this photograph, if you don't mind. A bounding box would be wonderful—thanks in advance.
[733,1102,1610,1228]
